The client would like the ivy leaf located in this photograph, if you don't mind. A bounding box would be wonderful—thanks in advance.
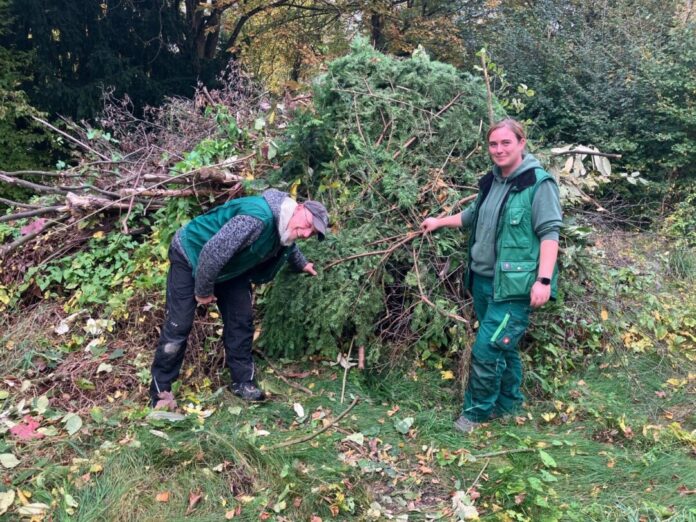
[538,449,557,468]
[394,417,414,434]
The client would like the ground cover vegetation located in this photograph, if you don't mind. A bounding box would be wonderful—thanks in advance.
[0,0,695,520]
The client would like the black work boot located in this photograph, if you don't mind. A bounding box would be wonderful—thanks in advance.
[230,381,266,402]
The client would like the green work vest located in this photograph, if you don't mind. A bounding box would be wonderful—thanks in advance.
[179,196,291,284]
[468,168,559,302]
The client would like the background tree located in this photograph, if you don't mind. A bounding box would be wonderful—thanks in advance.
[4,0,224,120]
[470,0,686,178]
[0,0,54,173]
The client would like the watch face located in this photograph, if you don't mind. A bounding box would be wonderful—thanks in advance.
[537,277,551,285]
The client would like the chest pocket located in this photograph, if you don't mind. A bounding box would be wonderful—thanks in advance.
[501,206,530,249]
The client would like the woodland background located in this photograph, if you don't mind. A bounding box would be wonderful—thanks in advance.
[0,1,694,520]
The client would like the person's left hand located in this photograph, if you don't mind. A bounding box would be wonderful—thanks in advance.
[303,262,317,276]
[530,282,551,308]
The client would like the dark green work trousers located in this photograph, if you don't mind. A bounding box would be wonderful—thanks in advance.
[462,274,531,422]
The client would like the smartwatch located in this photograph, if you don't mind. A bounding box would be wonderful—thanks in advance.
[536,277,551,285]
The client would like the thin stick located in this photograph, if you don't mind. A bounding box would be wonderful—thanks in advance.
[0,217,66,258]
[263,396,359,451]
[324,231,420,270]
[552,149,621,159]
[0,172,67,195]
[32,116,111,162]
[0,205,66,223]
[467,458,489,495]
[472,447,535,459]
[480,51,494,126]
[0,197,43,209]
[253,349,313,396]
[340,339,355,404]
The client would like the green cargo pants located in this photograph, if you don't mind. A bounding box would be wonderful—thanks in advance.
[462,274,531,422]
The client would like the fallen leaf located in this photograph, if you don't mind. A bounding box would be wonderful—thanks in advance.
[394,417,414,434]
[186,490,203,515]
[600,309,608,321]
[677,485,696,495]
[155,492,170,502]
[147,411,186,422]
[0,490,15,515]
[387,405,400,417]
[10,416,44,441]
[17,503,50,516]
[344,432,365,445]
[225,509,236,519]
[310,516,322,522]
[62,413,83,436]
[514,493,526,505]
[54,321,70,335]
[97,363,113,374]
[440,370,455,380]
[154,390,177,410]
[20,218,47,236]
[655,390,667,398]
[293,403,305,418]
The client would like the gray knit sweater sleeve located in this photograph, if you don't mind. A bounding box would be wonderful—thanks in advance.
[287,245,308,272]
[194,215,263,296]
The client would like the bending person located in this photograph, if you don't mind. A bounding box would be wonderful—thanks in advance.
[150,189,328,406]
[420,118,562,433]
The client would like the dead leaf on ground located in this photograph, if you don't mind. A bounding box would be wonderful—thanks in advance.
[678,485,696,495]
[155,391,177,410]
[155,492,170,502]
[10,416,44,441]
[186,490,203,515]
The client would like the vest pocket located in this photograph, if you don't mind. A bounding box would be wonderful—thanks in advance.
[497,260,537,299]
[501,207,530,249]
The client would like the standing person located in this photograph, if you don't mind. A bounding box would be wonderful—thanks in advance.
[149,188,329,407]
[420,118,562,433]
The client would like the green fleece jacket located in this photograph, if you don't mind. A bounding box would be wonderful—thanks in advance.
[459,154,562,278]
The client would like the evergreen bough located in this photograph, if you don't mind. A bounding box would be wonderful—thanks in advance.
[259,39,502,364]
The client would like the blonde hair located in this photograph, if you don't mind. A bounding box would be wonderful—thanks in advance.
[486,118,527,142]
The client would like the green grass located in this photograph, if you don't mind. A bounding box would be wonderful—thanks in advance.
[1,234,695,521]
